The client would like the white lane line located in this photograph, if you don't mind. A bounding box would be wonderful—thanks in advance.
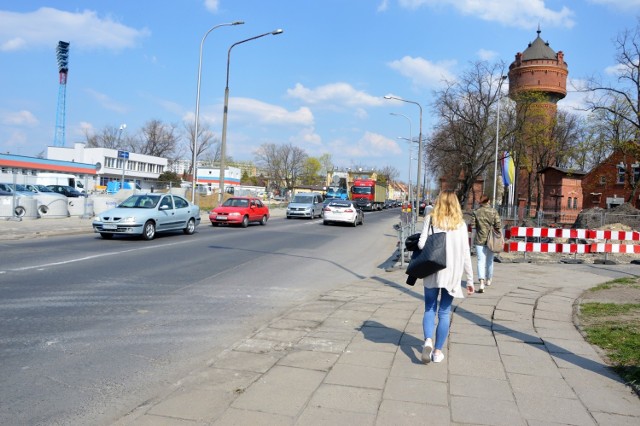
[1,240,190,273]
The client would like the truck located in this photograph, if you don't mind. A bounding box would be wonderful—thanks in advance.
[350,177,387,211]
[32,173,92,194]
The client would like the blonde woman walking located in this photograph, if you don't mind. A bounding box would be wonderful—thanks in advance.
[418,190,474,363]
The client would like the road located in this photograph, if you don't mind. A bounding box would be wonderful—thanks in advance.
[0,209,401,425]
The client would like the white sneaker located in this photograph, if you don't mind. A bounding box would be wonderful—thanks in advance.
[486,279,492,287]
[477,279,485,293]
[421,339,433,364]
[432,351,445,363]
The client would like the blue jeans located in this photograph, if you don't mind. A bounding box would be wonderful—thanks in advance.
[475,244,494,281]
[423,287,454,350]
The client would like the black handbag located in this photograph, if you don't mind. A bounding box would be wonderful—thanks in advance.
[405,220,447,279]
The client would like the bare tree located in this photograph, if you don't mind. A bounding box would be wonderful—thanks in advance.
[429,61,511,206]
[376,165,399,185]
[583,19,640,200]
[182,121,219,176]
[83,125,128,149]
[254,143,308,190]
[132,119,180,158]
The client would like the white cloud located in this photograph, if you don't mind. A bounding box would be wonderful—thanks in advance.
[1,110,38,126]
[289,127,322,147]
[231,97,314,126]
[588,0,640,10]
[85,88,128,113]
[397,0,575,29]
[388,56,456,88]
[377,0,390,12]
[331,131,401,158]
[0,7,150,52]
[287,82,384,107]
[477,48,498,61]
[204,0,220,13]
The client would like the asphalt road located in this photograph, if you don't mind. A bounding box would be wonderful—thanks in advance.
[0,209,401,425]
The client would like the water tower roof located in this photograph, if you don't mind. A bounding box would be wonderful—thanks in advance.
[522,28,557,61]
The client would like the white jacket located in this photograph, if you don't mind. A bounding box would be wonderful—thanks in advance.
[418,216,473,298]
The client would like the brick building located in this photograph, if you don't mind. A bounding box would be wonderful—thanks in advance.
[538,166,586,223]
[582,149,640,209]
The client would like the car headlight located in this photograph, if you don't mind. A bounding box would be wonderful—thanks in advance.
[93,216,102,222]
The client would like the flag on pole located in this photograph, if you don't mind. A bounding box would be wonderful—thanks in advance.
[501,151,515,186]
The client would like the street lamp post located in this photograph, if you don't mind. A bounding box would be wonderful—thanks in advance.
[492,76,508,208]
[117,124,126,188]
[218,29,284,204]
[384,96,423,204]
[390,112,415,225]
[191,21,244,203]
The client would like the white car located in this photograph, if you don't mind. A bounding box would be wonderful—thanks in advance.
[322,200,364,227]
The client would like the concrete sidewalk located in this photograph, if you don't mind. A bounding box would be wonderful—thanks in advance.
[113,262,639,425]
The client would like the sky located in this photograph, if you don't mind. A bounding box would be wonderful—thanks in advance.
[1,0,640,183]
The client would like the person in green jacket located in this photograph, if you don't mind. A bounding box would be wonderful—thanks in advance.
[472,195,501,293]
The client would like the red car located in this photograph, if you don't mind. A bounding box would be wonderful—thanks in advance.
[209,197,270,228]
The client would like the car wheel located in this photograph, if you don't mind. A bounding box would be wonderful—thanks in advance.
[352,217,357,227]
[260,215,268,225]
[211,222,218,226]
[323,220,329,226]
[100,233,114,239]
[142,220,156,240]
[14,206,26,217]
[360,215,364,225]
[241,215,249,228]
[286,215,292,219]
[183,218,196,235]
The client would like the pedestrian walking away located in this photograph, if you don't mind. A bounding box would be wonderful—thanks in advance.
[417,190,474,364]
[472,194,502,293]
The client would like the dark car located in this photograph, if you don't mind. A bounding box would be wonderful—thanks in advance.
[47,184,83,197]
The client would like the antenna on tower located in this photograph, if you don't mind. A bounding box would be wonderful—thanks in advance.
[53,41,70,147]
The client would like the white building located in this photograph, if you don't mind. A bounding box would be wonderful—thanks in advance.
[47,143,167,190]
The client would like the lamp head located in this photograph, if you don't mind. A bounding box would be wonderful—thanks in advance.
[384,95,392,99]
[232,21,245,25]
[272,29,284,35]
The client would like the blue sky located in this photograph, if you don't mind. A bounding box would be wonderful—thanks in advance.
[1,0,640,183]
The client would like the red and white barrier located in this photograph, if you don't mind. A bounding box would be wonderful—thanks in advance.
[503,226,640,256]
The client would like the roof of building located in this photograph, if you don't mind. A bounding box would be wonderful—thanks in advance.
[521,29,557,61]
[538,165,587,176]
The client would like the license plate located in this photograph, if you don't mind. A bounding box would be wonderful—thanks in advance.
[216,216,227,220]
[103,224,117,230]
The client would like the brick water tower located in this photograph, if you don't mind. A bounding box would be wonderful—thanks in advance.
[508,28,568,211]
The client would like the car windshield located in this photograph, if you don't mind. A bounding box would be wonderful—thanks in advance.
[33,185,55,193]
[292,195,313,203]
[119,195,161,208]
[352,187,372,195]
[14,184,29,191]
[223,198,249,207]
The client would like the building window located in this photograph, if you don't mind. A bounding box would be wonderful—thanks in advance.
[634,164,640,184]
[617,165,625,184]
[573,198,578,209]
[599,176,606,185]
[567,197,572,209]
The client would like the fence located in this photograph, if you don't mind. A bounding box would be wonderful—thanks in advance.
[503,226,640,263]
[492,205,640,230]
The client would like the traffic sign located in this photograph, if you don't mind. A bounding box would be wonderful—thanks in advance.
[117,150,129,159]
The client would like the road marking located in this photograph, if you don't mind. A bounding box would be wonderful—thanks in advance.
[1,240,190,273]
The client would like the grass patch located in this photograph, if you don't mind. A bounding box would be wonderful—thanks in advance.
[579,300,640,395]
[588,277,639,292]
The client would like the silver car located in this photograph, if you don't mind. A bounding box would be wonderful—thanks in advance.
[92,193,201,240]
[286,193,323,219]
